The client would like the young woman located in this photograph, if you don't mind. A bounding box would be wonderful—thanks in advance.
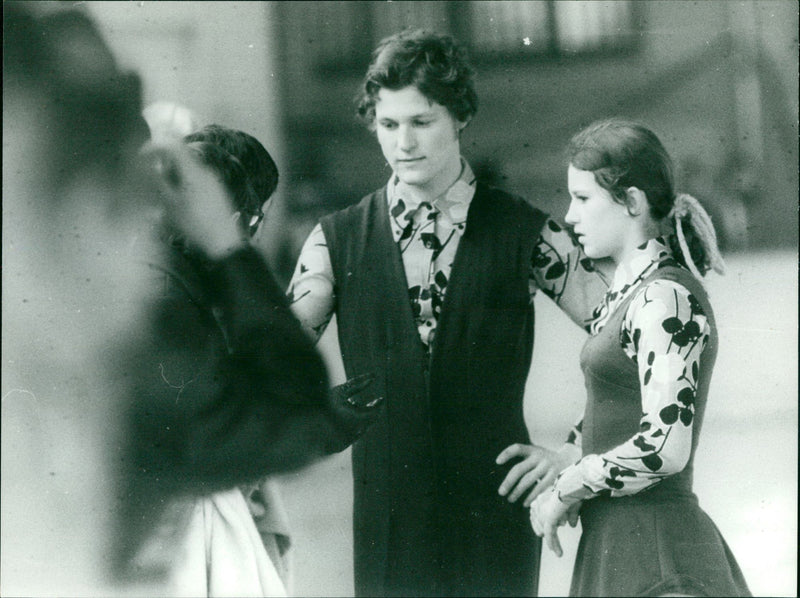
[529,119,751,597]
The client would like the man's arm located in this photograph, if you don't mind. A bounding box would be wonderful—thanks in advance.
[286,223,336,343]
[530,218,611,330]
[497,218,608,505]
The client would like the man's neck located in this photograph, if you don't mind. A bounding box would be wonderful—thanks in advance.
[399,157,464,204]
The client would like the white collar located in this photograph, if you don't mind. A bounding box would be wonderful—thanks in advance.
[386,159,476,240]
[608,237,673,298]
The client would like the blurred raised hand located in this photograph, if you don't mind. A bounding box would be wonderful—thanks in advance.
[142,141,244,259]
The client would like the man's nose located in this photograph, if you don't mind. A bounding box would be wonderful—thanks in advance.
[398,125,416,151]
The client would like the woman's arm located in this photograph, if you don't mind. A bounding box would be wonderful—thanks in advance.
[531,279,710,554]
[551,279,710,502]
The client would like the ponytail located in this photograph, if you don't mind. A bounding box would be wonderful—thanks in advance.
[668,193,726,279]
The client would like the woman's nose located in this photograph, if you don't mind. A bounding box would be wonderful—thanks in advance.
[564,200,578,225]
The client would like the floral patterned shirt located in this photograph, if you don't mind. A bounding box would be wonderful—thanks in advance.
[287,160,607,346]
[553,238,711,504]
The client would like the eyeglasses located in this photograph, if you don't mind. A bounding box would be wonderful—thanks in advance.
[246,209,264,237]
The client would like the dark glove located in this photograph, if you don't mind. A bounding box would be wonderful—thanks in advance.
[324,373,384,453]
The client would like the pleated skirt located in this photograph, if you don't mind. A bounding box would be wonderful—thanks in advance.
[570,494,751,597]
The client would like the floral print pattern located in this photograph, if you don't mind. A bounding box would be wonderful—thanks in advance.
[386,165,473,346]
[555,238,711,503]
[287,160,606,345]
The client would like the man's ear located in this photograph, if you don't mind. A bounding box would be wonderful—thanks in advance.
[625,186,648,217]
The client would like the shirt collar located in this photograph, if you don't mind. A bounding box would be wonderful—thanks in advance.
[386,159,476,241]
[608,237,673,297]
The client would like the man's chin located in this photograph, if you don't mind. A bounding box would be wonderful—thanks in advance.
[394,171,430,188]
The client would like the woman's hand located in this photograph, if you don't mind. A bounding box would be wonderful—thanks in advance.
[496,442,580,506]
[529,489,581,557]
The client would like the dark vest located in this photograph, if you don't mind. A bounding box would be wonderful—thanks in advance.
[321,183,547,597]
[579,264,718,501]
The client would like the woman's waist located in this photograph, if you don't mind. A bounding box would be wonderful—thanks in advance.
[582,475,698,514]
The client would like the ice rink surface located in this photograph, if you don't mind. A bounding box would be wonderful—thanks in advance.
[277,250,798,597]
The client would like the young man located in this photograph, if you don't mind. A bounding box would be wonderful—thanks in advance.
[288,30,606,597]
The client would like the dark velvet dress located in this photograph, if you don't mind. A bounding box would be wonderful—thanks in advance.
[571,265,751,597]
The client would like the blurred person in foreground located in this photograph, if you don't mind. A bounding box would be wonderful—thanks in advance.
[529,119,751,597]
[2,3,159,595]
[287,29,607,597]
[2,5,380,596]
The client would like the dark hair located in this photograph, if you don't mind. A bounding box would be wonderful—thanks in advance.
[4,5,148,188]
[567,119,723,276]
[356,29,478,127]
[567,119,675,219]
[184,140,262,236]
[184,124,279,201]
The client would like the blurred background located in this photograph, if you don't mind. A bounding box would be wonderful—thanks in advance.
[67,1,798,595]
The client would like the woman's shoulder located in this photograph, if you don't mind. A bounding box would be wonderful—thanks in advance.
[635,261,711,311]
[624,274,712,346]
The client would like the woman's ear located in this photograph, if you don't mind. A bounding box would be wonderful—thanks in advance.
[625,186,648,217]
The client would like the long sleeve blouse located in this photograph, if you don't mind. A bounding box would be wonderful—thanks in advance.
[553,238,712,503]
[287,160,607,345]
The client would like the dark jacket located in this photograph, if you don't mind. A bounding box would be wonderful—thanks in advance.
[321,183,547,597]
[115,240,370,572]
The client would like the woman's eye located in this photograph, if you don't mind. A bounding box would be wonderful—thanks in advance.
[379,121,397,130]
[413,120,432,127]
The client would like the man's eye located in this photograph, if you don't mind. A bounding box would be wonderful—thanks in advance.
[380,121,397,130]
[413,120,432,127]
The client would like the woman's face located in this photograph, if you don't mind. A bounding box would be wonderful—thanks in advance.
[565,164,636,264]
[374,85,464,196]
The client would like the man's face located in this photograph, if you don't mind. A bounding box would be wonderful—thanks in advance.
[374,86,464,195]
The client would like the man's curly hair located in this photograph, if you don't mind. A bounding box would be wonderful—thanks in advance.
[355,29,478,128]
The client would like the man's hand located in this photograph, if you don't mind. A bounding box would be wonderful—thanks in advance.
[324,373,383,453]
[496,443,580,506]
[529,489,581,557]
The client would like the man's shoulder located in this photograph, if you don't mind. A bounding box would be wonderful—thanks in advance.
[475,182,548,218]
[321,187,386,227]
[474,182,549,229]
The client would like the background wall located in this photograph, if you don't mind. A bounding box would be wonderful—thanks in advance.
[88,1,288,206]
